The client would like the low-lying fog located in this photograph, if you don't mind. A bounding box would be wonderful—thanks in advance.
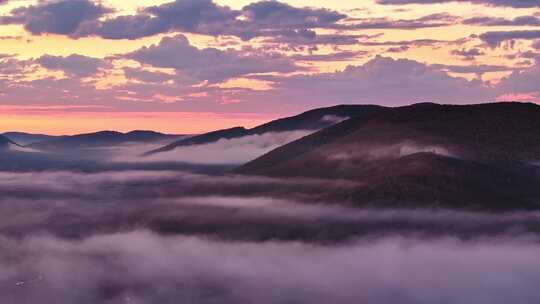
[3,232,540,304]
[1,170,540,303]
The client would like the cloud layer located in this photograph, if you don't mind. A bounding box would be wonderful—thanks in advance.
[2,232,540,304]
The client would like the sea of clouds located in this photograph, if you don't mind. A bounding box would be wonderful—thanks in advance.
[1,167,540,303]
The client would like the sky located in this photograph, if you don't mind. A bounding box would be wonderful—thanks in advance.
[1,0,540,134]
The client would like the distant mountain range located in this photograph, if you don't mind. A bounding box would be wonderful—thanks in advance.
[27,130,185,152]
[3,102,540,210]
[144,105,384,155]
[2,132,60,146]
[237,102,540,210]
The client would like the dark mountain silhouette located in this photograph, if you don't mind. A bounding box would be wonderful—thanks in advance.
[144,104,384,155]
[28,130,184,151]
[2,132,60,146]
[237,102,540,210]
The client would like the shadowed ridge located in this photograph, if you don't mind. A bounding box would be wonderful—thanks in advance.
[235,102,540,210]
[143,104,386,156]
[143,127,249,156]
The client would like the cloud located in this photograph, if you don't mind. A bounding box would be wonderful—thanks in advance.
[122,67,175,84]
[254,56,493,106]
[327,140,457,162]
[342,13,459,30]
[0,0,112,35]
[1,232,540,303]
[114,130,313,165]
[36,54,110,77]
[74,0,347,41]
[2,168,540,304]
[125,34,298,82]
[479,30,540,47]
[376,0,540,8]
[450,48,485,60]
[291,51,367,62]
[432,63,515,74]
[464,15,540,27]
[1,169,540,240]
[497,59,540,98]
[77,0,239,40]
[261,30,364,47]
[242,1,345,28]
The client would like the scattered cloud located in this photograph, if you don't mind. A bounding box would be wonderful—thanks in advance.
[0,0,112,35]
[450,48,485,60]
[464,15,540,27]
[126,34,299,82]
[377,0,540,8]
[36,54,110,77]
[255,56,493,106]
[479,30,540,47]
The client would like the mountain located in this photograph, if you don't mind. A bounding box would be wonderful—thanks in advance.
[29,130,185,152]
[2,132,60,146]
[237,102,540,210]
[144,105,384,155]
[0,135,40,154]
[0,135,19,150]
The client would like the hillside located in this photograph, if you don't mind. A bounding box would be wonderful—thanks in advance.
[2,132,60,145]
[237,102,540,210]
[144,105,384,155]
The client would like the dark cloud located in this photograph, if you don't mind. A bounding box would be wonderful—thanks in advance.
[77,0,239,40]
[464,15,540,27]
[357,38,455,47]
[74,0,348,41]
[387,45,410,53]
[36,54,110,77]
[123,67,175,84]
[479,30,540,47]
[377,0,540,8]
[261,30,364,47]
[0,0,112,35]
[241,0,345,31]
[450,48,485,60]
[291,51,368,61]
[342,13,459,30]
[432,63,515,74]
[126,34,299,82]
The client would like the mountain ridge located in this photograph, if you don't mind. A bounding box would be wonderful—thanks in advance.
[28,130,185,151]
[144,104,385,156]
[236,102,540,210]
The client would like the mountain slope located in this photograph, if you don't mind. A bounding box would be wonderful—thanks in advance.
[2,132,60,146]
[237,102,540,210]
[0,135,19,150]
[144,104,384,155]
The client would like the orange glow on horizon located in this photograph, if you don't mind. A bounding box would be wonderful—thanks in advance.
[0,111,275,135]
